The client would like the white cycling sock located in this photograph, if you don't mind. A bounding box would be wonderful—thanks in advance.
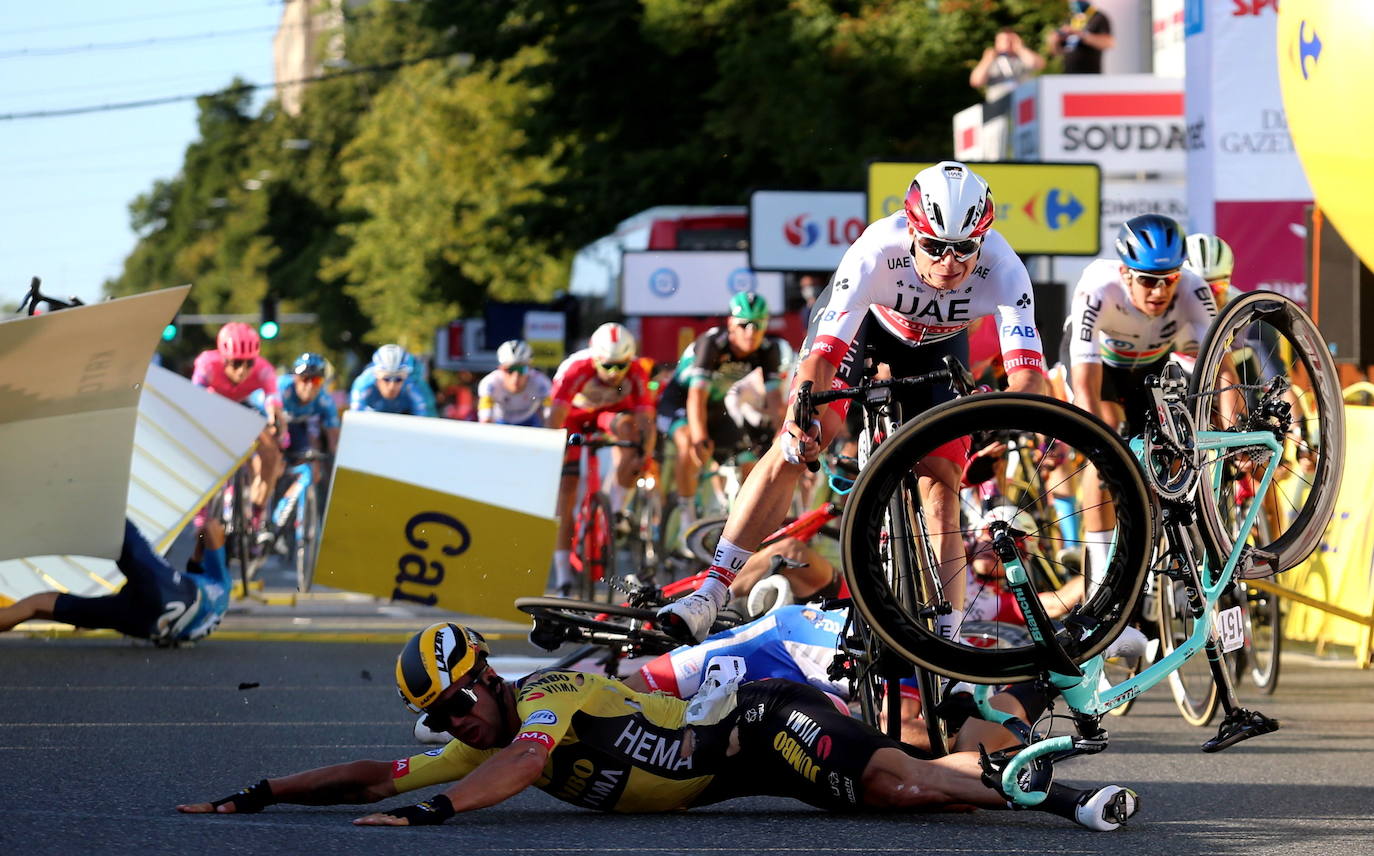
[935,607,964,642]
[1082,530,1114,601]
[677,496,697,528]
[553,549,573,589]
[608,482,626,511]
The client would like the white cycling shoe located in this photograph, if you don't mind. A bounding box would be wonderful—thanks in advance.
[685,656,747,726]
[657,592,719,644]
[414,714,453,746]
[1074,784,1140,831]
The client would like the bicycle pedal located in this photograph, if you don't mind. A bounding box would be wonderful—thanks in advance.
[1201,707,1280,753]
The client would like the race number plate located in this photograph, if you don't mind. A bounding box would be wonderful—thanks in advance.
[1217,605,1245,653]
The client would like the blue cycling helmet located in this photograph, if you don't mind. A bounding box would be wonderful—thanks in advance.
[1114,214,1185,273]
[293,352,328,378]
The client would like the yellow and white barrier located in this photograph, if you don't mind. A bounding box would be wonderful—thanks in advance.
[0,286,188,564]
[0,362,266,603]
[1266,392,1374,666]
[315,412,562,622]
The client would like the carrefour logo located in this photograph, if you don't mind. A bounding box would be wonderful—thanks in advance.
[649,267,680,297]
[1021,189,1085,230]
[727,268,757,294]
[1297,21,1322,81]
[783,214,821,248]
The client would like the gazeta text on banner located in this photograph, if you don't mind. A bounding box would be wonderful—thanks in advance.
[0,364,265,604]
[748,190,865,272]
[622,251,785,316]
[0,285,189,563]
[867,162,1101,256]
[315,412,561,621]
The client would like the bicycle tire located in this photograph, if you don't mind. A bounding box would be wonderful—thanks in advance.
[632,486,665,581]
[1189,291,1344,574]
[843,393,1154,683]
[230,467,255,594]
[1244,582,1282,694]
[295,484,320,593]
[681,516,727,567]
[572,494,615,602]
[1156,572,1220,726]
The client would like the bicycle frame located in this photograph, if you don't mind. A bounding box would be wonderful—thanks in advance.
[976,395,1288,804]
[271,459,316,538]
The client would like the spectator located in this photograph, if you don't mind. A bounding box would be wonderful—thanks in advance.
[970,28,1045,100]
[797,273,823,328]
[1047,1,1114,74]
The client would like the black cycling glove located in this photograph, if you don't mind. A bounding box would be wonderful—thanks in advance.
[210,779,275,813]
[384,793,455,826]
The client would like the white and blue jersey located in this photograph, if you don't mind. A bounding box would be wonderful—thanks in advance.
[276,375,340,454]
[639,604,849,698]
[349,367,436,416]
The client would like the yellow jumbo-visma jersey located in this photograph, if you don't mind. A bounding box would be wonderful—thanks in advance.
[390,670,729,813]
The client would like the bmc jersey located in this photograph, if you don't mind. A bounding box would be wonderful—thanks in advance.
[389,670,732,813]
[191,352,277,404]
[1068,259,1218,369]
[639,605,849,699]
[551,349,654,413]
[477,368,552,425]
[806,213,1045,377]
[669,328,785,401]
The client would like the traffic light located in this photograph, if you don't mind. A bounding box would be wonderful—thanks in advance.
[259,296,280,340]
[161,314,179,342]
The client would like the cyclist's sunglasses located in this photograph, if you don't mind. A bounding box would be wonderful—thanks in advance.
[226,358,253,370]
[502,364,529,374]
[421,683,480,732]
[378,373,408,383]
[913,235,983,263]
[730,318,765,332]
[1129,270,1181,289]
[295,374,324,387]
[598,361,630,373]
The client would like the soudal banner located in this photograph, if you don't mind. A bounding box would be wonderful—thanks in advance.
[316,412,560,621]
[748,190,866,272]
[1011,74,1185,176]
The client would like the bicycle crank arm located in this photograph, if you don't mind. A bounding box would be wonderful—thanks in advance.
[1201,707,1280,753]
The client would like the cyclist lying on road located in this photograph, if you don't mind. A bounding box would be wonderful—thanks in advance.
[0,518,230,644]
[178,622,1138,830]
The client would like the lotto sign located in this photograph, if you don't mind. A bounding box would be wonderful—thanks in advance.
[748,190,865,272]
[867,161,1100,256]
[622,252,785,316]
[316,412,560,621]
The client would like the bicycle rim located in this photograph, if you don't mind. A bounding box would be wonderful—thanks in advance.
[842,393,1153,683]
[1189,291,1345,573]
[295,486,319,593]
[1156,574,1220,726]
[1246,583,1282,693]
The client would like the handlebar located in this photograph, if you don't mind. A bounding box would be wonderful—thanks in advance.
[566,433,641,451]
[15,276,86,316]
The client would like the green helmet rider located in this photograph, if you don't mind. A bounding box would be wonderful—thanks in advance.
[728,291,769,324]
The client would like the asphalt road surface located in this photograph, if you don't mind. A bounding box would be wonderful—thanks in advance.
[3,623,1373,856]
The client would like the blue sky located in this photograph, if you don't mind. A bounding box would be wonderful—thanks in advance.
[0,1,282,306]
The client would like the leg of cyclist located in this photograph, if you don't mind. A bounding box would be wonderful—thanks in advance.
[1070,361,1127,599]
[249,427,284,529]
[669,422,703,528]
[552,454,580,598]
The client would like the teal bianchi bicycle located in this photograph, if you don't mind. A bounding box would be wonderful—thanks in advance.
[820,292,1344,809]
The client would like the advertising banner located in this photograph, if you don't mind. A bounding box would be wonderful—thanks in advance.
[0,286,188,563]
[867,161,1101,256]
[1010,74,1185,176]
[622,252,785,316]
[1046,178,1189,299]
[315,412,561,621]
[748,190,866,272]
[953,103,984,161]
[523,310,566,366]
[0,364,266,603]
[1215,200,1310,306]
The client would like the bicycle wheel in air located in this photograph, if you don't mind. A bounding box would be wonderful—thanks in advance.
[1188,291,1344,575]
[1156,573,1220,726]
[842,393,1153,683]
[294,485,321,593]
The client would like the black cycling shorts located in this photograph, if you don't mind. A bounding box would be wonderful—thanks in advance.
[697,680,910,812]
[656,383,759,464]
